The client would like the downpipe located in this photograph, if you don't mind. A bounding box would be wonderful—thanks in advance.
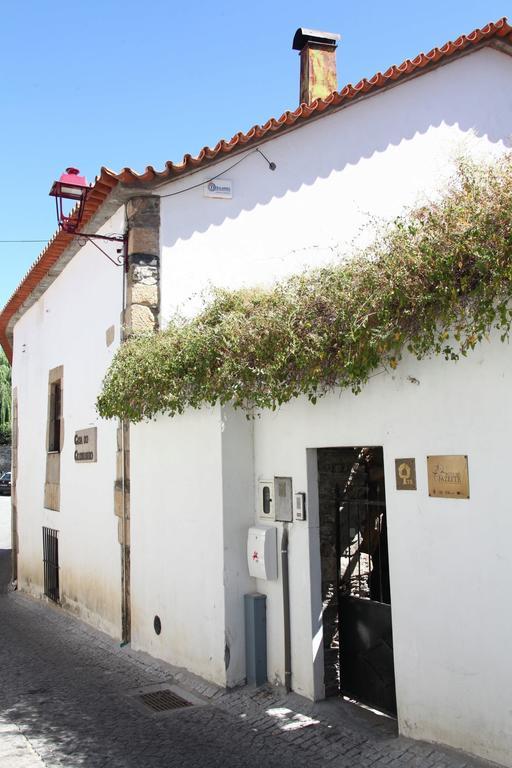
[281,523,292,693]
[120,225,131,646]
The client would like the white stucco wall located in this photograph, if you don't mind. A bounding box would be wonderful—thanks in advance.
[252,331,512,768]
[158,48,512,323]
[220,407,257,685]
[130,405,256,686]
[11,41,505,765]
[138,45,512,765]
[130,406,226,684]
[12,208,125,636]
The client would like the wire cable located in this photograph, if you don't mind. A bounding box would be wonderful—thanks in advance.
[0,148,277,241]
[159,148,275,198]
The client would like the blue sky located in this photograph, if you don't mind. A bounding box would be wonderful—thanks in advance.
[0,0,510,308]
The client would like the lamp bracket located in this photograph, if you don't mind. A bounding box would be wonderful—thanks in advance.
[72,231,128,269]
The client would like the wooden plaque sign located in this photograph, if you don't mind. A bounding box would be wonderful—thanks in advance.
[395,458,417,490]
[427,455,469,499]
[74,427,97,463]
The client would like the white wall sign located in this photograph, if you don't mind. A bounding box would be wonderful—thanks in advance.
[204,179,232,199]
[74,427,97,463]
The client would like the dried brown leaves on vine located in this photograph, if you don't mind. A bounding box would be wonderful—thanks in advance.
[97,155,512,422]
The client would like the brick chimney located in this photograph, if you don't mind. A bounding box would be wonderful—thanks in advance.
[292,28,340,105]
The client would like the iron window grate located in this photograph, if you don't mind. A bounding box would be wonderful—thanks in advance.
[139,689,192,712]
[42,526,59,603]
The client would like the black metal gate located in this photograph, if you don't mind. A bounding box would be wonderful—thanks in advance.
[42,526,59,603]
[336,491,396,715]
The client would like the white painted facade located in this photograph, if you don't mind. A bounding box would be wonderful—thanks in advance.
[142,46,512,764]
[12,209,125,636]
[9,43,512,767]
[251,336,512,766]
[158,49,510,321]
[129,404,254,686]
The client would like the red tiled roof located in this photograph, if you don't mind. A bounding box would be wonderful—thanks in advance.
[0,174,119,361]
[1,17,511,362]
[103,17,512,186]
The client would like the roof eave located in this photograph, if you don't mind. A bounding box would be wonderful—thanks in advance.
[1,18,511,362]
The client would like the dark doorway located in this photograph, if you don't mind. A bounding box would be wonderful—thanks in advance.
[317,447,396,715]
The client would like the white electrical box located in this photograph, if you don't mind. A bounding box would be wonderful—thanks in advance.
[274,476,293,522]
[247,525,278,580]
[258,480,275,521]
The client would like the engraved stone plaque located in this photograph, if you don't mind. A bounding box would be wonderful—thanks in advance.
[395,458,417,490]
[427,455,469,499]
[74,427,97,463]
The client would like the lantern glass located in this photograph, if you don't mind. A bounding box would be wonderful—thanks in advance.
[59,183,86,200]
[49,168,89,232]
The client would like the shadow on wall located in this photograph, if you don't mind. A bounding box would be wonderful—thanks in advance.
[162,48,512,246]
[0,550,11,594]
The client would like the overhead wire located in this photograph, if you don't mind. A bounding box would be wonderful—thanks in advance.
[159,147,276,198]
[0,147,277,241]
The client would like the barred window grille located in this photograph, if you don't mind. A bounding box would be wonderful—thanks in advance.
[42,526,59,602]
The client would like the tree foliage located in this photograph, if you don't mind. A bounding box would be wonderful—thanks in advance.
[0,349,11,443]
[97,155,512,422]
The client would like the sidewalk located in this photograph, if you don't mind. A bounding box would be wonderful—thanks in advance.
[0,591,500,768]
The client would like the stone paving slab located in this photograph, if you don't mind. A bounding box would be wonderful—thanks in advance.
[0,591,502,768]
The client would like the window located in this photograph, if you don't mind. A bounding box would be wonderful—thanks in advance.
[42,526,59,602]
[48,380,62,452]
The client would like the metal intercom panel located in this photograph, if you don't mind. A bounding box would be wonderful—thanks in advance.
[294,492,306,521]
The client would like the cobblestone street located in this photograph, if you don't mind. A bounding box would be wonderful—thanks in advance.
[0,589,499,768]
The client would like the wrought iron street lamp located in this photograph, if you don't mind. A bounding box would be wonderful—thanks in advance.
[49,167,127,267]
[49,167,90,233]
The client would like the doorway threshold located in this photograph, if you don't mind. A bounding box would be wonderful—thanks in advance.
[342,694,396,720]
[315,694,398,740]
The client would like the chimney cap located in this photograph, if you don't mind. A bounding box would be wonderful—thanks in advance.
[292,28,340,51]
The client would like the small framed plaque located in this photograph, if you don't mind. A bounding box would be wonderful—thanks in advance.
[395,458,417,490]
[74,427,97,463]
[427,455,469,499]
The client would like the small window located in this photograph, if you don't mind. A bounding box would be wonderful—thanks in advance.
[48,381,62,453]
[42,526,59,602]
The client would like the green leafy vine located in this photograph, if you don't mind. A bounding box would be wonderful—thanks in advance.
[97,155,512,422]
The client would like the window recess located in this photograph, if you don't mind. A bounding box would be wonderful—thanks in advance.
[48,380,62,453]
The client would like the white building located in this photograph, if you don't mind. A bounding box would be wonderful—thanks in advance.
[2,17,512,767]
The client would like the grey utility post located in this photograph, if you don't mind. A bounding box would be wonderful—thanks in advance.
[244,593,267,686]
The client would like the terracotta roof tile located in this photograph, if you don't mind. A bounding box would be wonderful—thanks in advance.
[100,17,511,187]
[1,17,511,361]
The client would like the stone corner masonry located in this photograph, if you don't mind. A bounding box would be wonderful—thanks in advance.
[125,196,160,335]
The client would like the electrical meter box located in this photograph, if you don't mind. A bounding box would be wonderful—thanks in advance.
[258,480,275,521]
[247,525,278,580]
[274,476,293,522]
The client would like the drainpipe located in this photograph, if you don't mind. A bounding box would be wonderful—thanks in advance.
[281,523,292,693]
[120,226,130,645]
[120,418,130,644]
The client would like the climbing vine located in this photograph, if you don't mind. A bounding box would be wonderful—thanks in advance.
[97,155,512,422]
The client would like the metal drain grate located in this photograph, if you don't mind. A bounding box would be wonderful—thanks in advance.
[139,689,193,712]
